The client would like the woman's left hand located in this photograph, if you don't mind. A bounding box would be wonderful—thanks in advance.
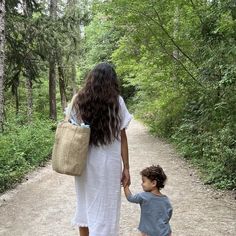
[121,168,131,187]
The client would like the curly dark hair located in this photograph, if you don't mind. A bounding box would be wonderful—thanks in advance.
[73,63,121,146]
[140,165,167,190]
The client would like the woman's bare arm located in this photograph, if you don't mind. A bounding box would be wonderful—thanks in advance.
[121,129,130,187]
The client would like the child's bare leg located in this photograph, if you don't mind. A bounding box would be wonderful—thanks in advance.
[79,226,89,236]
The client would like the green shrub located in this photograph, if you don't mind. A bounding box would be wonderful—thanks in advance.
[131,87,236,189]
[134,91,186,138]
[0,118,55,193]
[172,121,236,189]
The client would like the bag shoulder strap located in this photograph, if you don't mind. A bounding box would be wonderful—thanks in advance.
[64,93,78,121]
[66,94,84,125]
[67,94,78,116]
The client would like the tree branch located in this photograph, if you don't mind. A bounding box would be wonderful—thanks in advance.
[130,7,198,68]
[151,6,198,68]
[138,21,204,87]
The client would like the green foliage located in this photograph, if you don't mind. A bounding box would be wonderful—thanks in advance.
[0,117,55,193]
[1,0,86,193]
[78,12,123,79]
[172,123,236,189]
[5,0,83,112]
[2,0,236,192]
[105,0,236,189]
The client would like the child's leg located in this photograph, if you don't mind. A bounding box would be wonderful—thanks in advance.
[79,226,89,236]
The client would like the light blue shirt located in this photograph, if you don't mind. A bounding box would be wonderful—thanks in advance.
[127,192,172,236]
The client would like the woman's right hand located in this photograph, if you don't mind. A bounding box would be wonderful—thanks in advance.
[121,168,131,187]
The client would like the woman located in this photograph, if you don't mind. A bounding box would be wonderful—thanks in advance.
[66,63,132,236]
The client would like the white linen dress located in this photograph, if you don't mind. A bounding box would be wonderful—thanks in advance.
[68,96,132,236]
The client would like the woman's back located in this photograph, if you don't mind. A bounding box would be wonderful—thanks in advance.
[70,63,132,236]
[73,63,121,146]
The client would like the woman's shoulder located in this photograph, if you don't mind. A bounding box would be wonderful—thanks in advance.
[118,95,124,102]
[118,95,127,107]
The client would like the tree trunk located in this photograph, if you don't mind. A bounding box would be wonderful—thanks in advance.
[49,56,57,120]
[23,0,33,123]
[172,6,180,82]
[67,0,79,95]
[25,78,33,123]
[71,63,77,95]
[14,86,19,115]
[49,0,58,120]
[58,63,67,111]
[0,0,5,132]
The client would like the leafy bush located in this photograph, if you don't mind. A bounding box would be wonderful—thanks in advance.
[172,122,236,189]
[129,84,236,190]
[0,118,55,193]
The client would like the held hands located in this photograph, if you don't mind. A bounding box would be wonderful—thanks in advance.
[121,168,131,188]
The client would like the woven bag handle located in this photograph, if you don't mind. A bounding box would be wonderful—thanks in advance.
[64,94,78,122]
[66,94,85,125]
[67,94,78,117]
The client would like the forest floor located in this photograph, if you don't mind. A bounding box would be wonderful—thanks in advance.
[0,120,235,236]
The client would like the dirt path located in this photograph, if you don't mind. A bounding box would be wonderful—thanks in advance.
[0,120,235,236]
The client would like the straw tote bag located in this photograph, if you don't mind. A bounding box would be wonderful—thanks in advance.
[52,95,90,176]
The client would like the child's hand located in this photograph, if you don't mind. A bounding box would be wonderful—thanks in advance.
[123,185,129,190]
[121,168,131,187]
[123,184,132,198]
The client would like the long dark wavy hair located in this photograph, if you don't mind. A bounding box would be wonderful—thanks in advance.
[73,63,121,146]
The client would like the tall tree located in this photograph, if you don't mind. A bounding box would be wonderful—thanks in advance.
[5,0,42,117]
[22,0,33,123]
[57,56,67,110]
[172,6,180,83]
[67,0,78,95]
[0,0,5,132]
[49,0,57,120]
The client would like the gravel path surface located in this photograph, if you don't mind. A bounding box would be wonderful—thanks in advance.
[0,120,235,236]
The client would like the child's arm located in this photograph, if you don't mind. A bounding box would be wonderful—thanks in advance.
[124,186,143,204]
[124,185,132,199]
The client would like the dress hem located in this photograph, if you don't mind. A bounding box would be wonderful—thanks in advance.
[71,220,88,227]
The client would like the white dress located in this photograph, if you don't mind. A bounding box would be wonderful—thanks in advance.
[68,96,132,236]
